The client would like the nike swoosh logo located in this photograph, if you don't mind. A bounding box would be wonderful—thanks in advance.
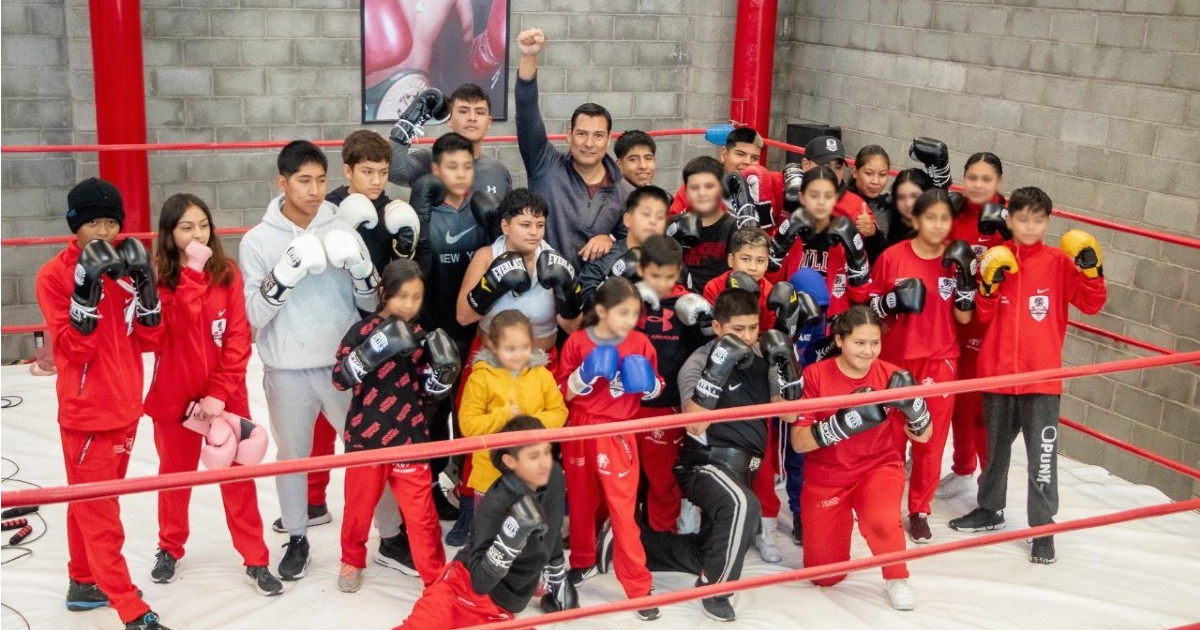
[218,309,227,317]
[1036,288,1049,294]
[445,226,475,244]
[728,383,742,391]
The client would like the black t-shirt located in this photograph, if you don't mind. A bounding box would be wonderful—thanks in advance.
[682,213,735,291]
[414,200,491,342]
[678,340,772,457]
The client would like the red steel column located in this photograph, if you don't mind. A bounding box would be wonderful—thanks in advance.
[87,0,150,234]
[730,0,779,159]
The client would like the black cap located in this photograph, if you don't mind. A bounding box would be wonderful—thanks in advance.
[803,135,845,166]
[66,177,124,233]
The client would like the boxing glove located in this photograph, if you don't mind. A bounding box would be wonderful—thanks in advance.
[810,333,840,362]
[470,191,503,242]
[887,369,930,437]
[769,208,816,271]
[635,280,660,311]
[692,334,755,410]
[567,344,620,396]
[384,199,420,259]
[337,193,379,230]
[979,202,1012,240]
[324,227,379,297]
[408,174,448,223]
[618,354,662,401]
[260,232,327,306]
[338,316,419,387]
[871,277,926,319]
[117,238,161,327]
[767,281,801,336]
[725,270,761,297]
[760,329,803,401]
[675,293,715,336]
[979,245,1018,297]
[724,172,769,228]
[537,250,581,319]
[810,387,888,448]
[540,555,579,613]
[1060,229,1103,279]
[181,397,217,435]
[827,216,870,287]
[468,251,533,314]
[782,162,804,212]
[609,247,641,281]
[422,328,461,399]
[741,164,774,218]
[70,239,124,334]
[200,414,237,470]
[909,137,951,189]
[220,412,268,466]
[480,478,548,583]
[942,239,978,312]
[948,191,966,217]
[184,240,212,274]
[666,212,702,248]
[390,88,450,146]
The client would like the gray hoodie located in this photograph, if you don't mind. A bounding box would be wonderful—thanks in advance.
[239,195,378,371]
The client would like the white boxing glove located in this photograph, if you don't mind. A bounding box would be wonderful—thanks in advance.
[384,200,420,259]
[338,193,378,230]
[261,233,327,306]
[324,227,379,296]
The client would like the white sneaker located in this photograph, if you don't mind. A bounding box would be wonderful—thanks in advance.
[885,578,916,611]
[754,522,782,564]
[677,499,700,535]
[337,563,362,593]
[934,473,973,499]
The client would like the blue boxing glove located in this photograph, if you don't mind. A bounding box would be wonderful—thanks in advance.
[617,354,662,400]
[568,345,619,396]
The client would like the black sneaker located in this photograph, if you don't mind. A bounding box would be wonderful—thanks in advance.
[432,487,460,521]
[567,566,598,586]
[124,611,172,630]
[636,606,661,621]
[596,519,615,575]
[278,535,310,581]
[701,596,736,622]
[150,549,177,584]
[271,504,332,534]
[445,499,473,547]
[1031,536,1056,564]
[791,512,803,546]
[65,579,108,611]
[375,533,419,577]
[948,507,1005,532]
[245,565,283,596]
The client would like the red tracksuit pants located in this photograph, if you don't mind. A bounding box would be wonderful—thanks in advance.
[563,413,653,598]
[950,346,989,476]
[897,357,957,516]
[801,461,909,586]
[306,413,338,505]
[152,417,269,566]
[341,461,445,585]
[393,561,513,629]
[752,419,782,519]
[634,406,683,533]
[60,425,151,623]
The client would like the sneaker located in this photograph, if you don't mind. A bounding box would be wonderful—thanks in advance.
[445,498,474,547]
[376,533,419,577]
[432,486,460,521]
[907,513,932,544]
[885,578,916,611]
[948,507,1005,532]
[567,566,598,586]
[337,563,363,593]
[636,606,661,621]
[701,595,736,622]
[125,611,172,630]
[934,473,973,499]
[245,565,283,596]
[65,580,108,611]
[278,535,310,581]
[150,549,177,584]
[791,512,803,546]
[271,503,333,533]
[596,519,615,574]
[1030,536,1056,564]
[754,532,782,564]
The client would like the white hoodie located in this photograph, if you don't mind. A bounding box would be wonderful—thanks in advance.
[239,195,377,370]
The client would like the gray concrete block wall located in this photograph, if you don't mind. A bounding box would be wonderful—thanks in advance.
[773,0,1199,499]
[2,0,737,362]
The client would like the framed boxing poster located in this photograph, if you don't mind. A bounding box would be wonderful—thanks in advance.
[362,0,511,123]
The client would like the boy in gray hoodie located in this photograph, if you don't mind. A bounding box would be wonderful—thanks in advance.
[239,140,401,581]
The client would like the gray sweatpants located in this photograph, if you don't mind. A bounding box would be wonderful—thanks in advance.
[977,393,1060,528]
[264,367,402,537]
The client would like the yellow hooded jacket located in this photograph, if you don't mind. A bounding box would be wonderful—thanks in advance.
[458,348,568,494]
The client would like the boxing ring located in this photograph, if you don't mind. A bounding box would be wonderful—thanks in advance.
[2,131,1199,629]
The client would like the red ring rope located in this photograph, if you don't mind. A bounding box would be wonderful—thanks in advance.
[470,496,1200,629]
[3,350,1197,509]
[1060,417,1200,481]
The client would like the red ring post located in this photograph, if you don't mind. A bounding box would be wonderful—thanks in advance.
[731,0,778,151]
[89,0,154,236]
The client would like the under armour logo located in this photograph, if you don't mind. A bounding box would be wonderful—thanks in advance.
[486,185,498,194]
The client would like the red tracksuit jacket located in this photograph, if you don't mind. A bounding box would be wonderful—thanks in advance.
[869,240,961,363]
[35,240,163,431]
[555,328,662,423]
[702,270,777,332]
[144,262,252,420]
[975,241,1107,396]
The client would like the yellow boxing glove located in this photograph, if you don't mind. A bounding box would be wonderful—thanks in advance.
[1060,229,1103,279]
[980,245,1018,297]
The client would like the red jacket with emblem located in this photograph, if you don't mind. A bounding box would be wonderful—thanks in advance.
[869,241,961,363]
[975,241,1107,395]
[36,240,163,431]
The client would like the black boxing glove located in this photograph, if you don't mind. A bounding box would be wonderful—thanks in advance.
[769,208,815,271]
[390,88,451,146]
[537,249,581,319]
[470,191,503,242]
[827,215,870,287]
[942,239,978,312]
[609,247,641,281]
[887,369,930,436]
[724,172,771,228]
[782,162,804,213]
[810,387,888,448]
[409,174,448,225]
[70,239,125,335]
[909,137,951,189]
[540,555,579,613]
[117,238,161,327]
[479,475,548,584]
[338,317,419,388]
[666,212,702,248]
[692,334,754,410]
[421,328,461,400]
[767,281,801,337]
[467,251,532,315]
[871,277,926,319]
[760,329,803,401]
[979,202,1012,240]
[725,270,761,298]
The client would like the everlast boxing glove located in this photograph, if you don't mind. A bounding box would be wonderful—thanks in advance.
[70,239,124,334]
[467,251,532,314]
[725,270,761,297]
[537,249,582,319]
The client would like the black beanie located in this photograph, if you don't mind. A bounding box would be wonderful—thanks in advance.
[66,177,124,233]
